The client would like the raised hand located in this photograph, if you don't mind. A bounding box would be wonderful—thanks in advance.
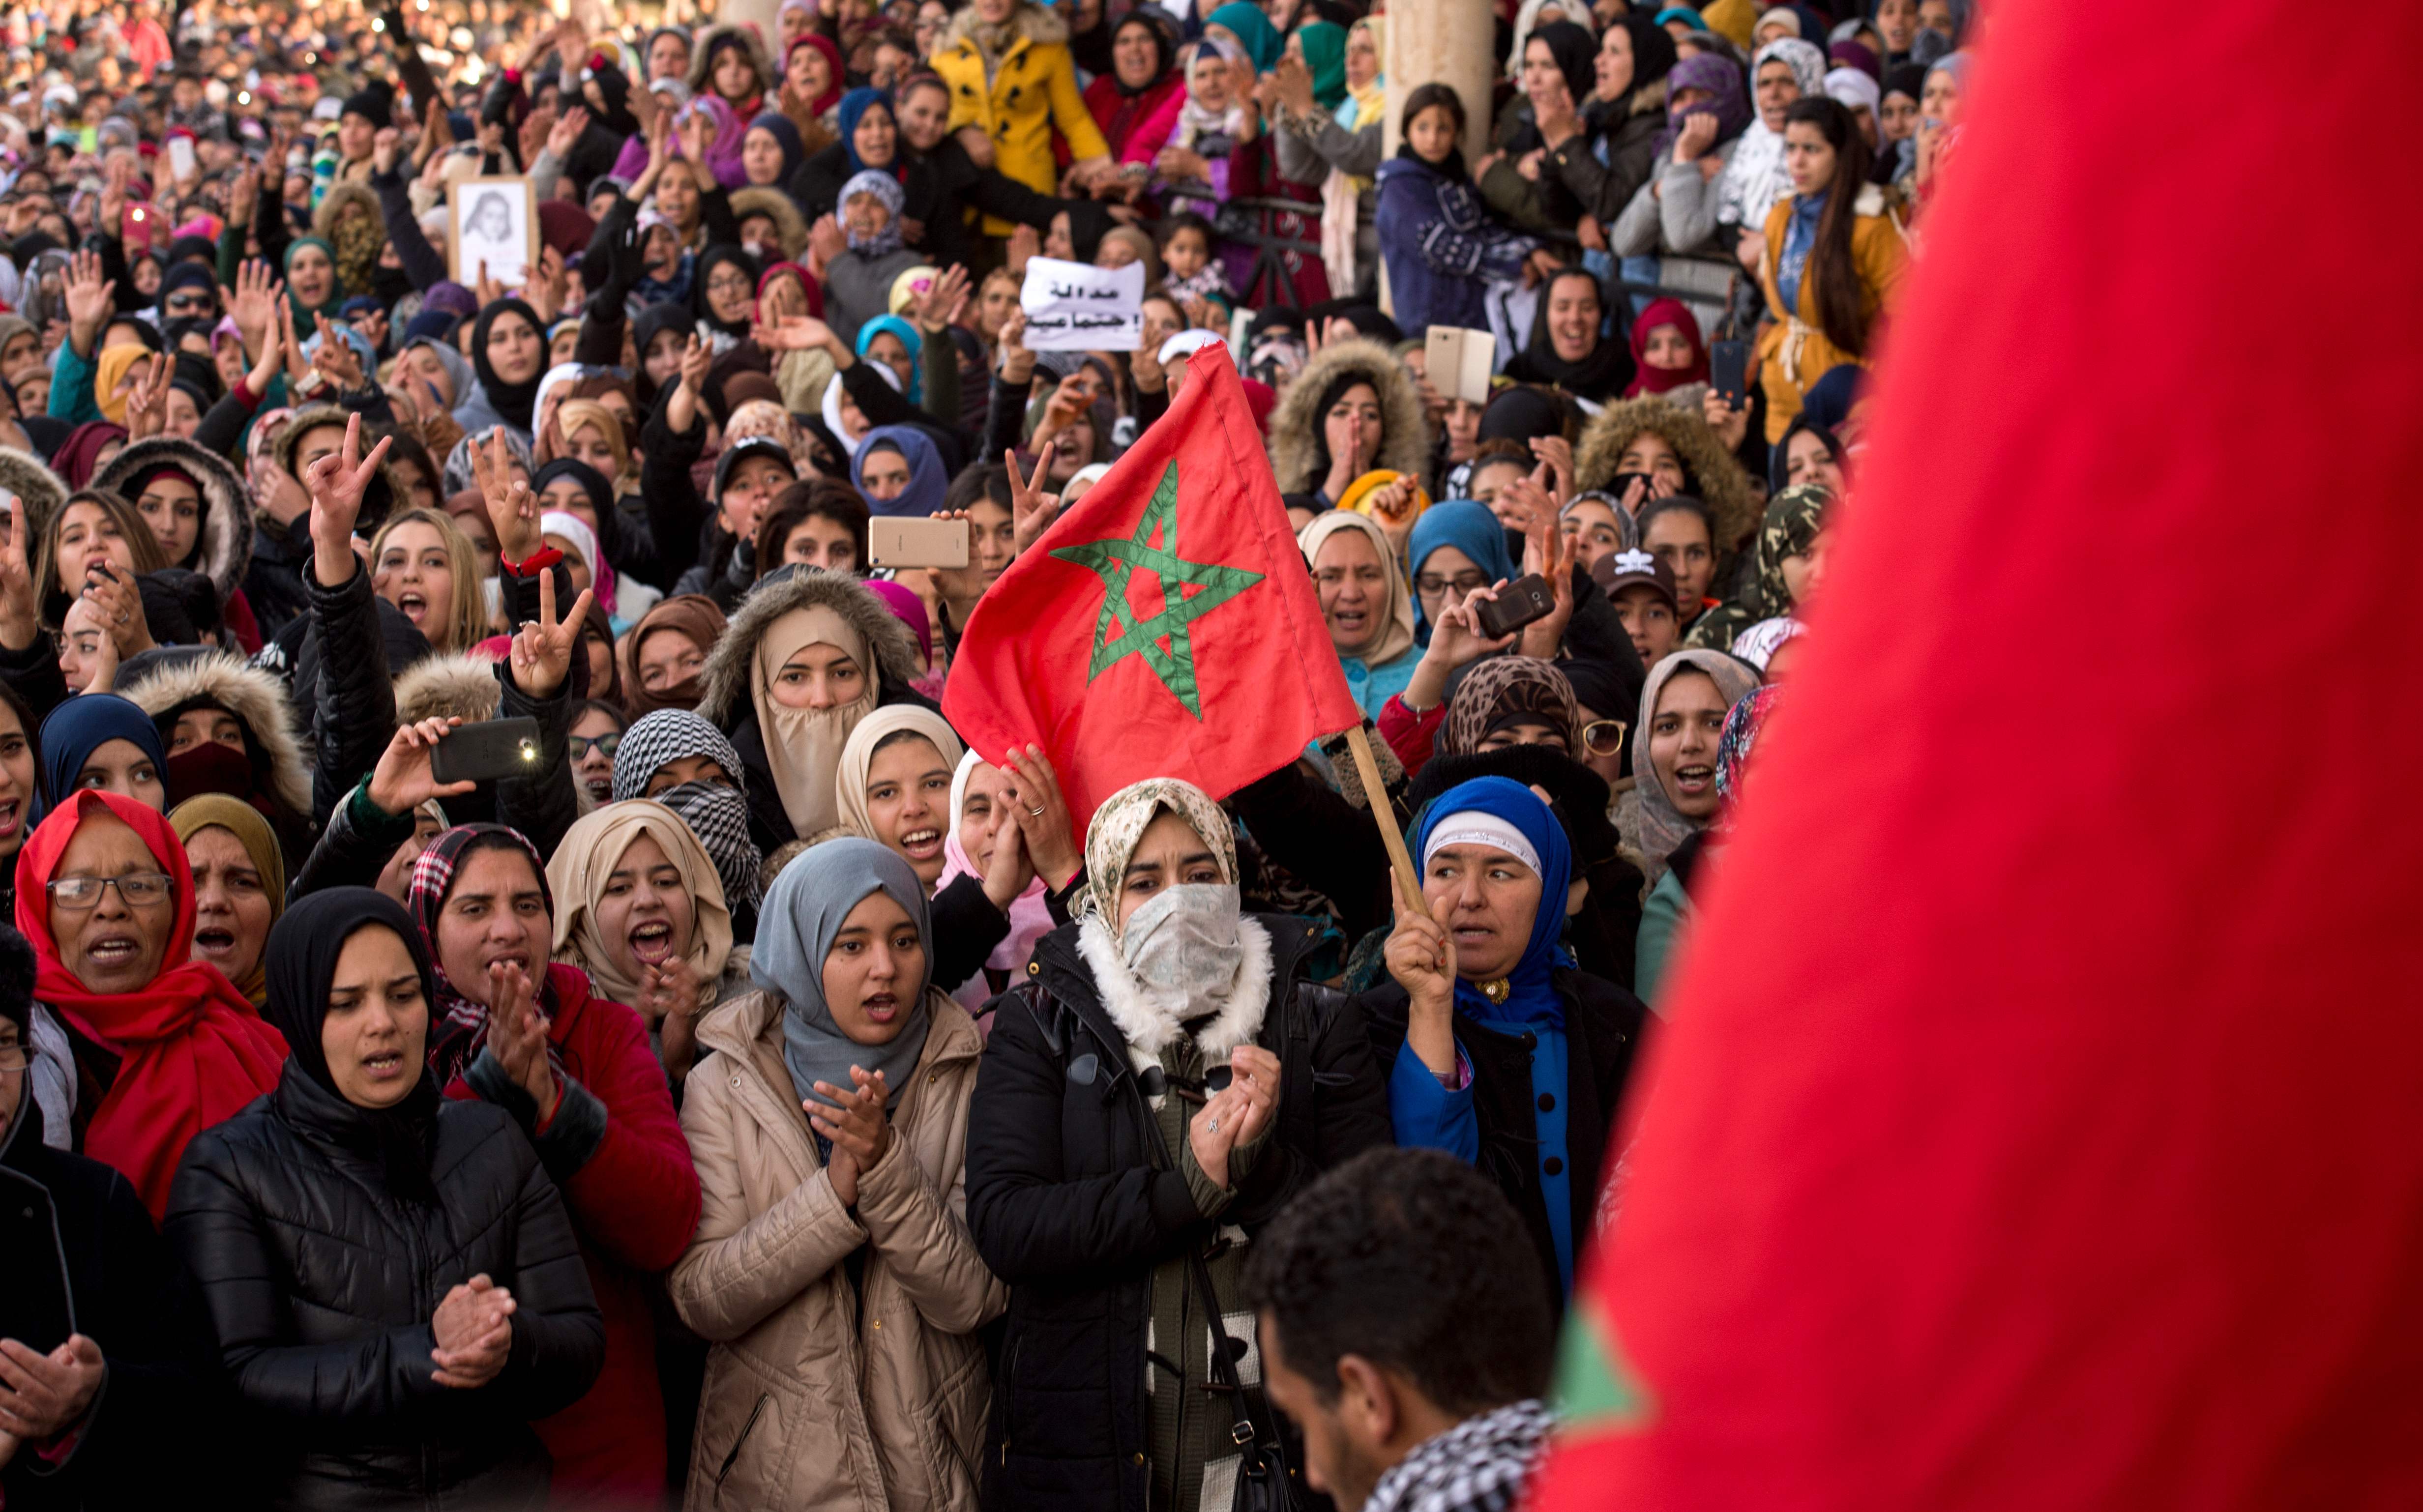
[806,213,846,270]
[913,263,971,334]
[122,351,173,440]
[1006,441,1060,555]
[366,716,478,816]
[1426,584,1517,669]
[483,960,561,1121]
[1384,875,1458,1075]
[809,1066,892,1207]
[226,162,261,227]
[1004,223,1039,275]
[1224,1045,1282,1149]
[1518,479,1577,659]
[82,561,152,658]
[474,259,505,313]
[676,331,713,395]
[473,428,541,563]
[998,744,1082,888]
[303,411,393,585]
[1528,434,1575,505]
[508,563,596,701]
[372,124,402,177]
[62,249,116,357]
[277,298,312,390]
[310,313,365,391]
[525,245,568,324]
[546,104,591,162]
[754,314,835,354]
[0,493,40,652]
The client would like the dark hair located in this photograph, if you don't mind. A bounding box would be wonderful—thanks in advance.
[1161,209,1214,248]
[1241,1148,1553,1414]
[943,462,1013,513]
[1466,436,1533,479]
[1635,493,1715,546]
[1781,97,1875,356]
[571,698,628,732]
[755,479,872,578]
[1542,264,1602,314]
[1401,82,1466,140]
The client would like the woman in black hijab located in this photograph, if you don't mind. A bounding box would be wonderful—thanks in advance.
[1503,264,1634,402]
[470,297,548,438]
[690,244,761,354]
[1541,16,1681,225]
[1481,19,1603,229]
[166,887,606,1511]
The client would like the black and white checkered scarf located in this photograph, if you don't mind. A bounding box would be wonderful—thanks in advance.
[1362,1400,1552,1512]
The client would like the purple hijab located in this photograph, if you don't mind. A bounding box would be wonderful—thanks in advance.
[1653,52,1755,161]
[687,94,752,191]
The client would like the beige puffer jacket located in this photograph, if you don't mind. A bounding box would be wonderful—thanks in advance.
[670,988,1004,1511]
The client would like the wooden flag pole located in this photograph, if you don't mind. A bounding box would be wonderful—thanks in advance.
[1343,723,1431,920]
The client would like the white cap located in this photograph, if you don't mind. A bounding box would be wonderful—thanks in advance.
[1157,328,1220,366]
[1421,812,1542,877]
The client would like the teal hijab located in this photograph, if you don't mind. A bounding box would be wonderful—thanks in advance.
[1207,1,1283,70]
[1297,21,1349,111]
[282,235,346,323]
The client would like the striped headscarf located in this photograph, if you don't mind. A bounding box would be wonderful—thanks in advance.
[406,823,564,1087]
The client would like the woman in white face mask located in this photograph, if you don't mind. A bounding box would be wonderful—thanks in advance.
[963,776,1392,1512]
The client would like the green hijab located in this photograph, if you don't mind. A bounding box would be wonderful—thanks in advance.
[1297,21,1349,112]
[282,235,346,323]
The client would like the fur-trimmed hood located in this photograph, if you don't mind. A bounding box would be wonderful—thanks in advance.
[0,446,66,544]
[269,404,404,533]
[91,435,254,599]
[1074,912,1273,1063]
[687,22,774,98]
[941,0,1070,57]
[310,179,382,242]
[1266,337,1433,496]
[730,186,810,262]
[1574,396,1762,554]
[394,651,502,727]
[118,651,311,816]
[698,567,926,727]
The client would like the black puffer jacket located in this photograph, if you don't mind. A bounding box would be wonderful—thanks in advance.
[1358,970,1647,1307]
[164,1069,606,1512]
[0,1103,221,1512]
[966,917,1391,1512]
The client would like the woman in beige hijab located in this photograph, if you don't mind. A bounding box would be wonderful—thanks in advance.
[696,566,930,854]
[550,799,748,1086]
[833,704,1076,1001]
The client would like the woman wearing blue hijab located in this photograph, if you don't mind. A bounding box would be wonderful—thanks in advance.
[35,692,167,824]
[851,424,948,519]
[789,88,905,219]
[1364,775,1646,1298]
[1406,500,1519,639]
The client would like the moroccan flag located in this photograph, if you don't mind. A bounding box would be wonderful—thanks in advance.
[943,343,1360,828]
[1530,1,2423,1509]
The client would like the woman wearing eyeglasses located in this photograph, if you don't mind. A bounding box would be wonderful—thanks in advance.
[13,788,285,1219]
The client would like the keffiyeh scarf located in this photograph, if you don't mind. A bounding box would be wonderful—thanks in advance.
[406,823,566,1088]
[1362,1400,1553,1512]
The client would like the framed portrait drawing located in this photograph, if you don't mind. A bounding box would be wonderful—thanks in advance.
[448,175,537,291]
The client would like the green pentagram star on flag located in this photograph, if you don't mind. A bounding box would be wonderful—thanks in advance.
[1048,461,1264,719]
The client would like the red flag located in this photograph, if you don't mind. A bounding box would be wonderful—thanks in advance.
[1531,0,2423,1508]
[943,344,1360,829]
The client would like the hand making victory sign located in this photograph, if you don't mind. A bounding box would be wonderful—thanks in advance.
[301,411,394,592]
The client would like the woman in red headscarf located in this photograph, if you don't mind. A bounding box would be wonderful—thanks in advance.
[15,788,286,1219]
[1624,295,1712,405]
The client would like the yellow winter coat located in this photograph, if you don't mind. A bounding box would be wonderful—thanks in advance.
[930,1,1108,233]
[1755,183,1908,441]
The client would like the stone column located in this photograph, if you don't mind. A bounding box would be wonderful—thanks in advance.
[1382,0,1496,161]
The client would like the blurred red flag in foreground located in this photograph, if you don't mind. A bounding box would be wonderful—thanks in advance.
[1533,0,2423,1507]
[944,345,1360,830]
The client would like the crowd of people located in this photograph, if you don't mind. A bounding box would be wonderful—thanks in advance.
[0,0,1972,1506]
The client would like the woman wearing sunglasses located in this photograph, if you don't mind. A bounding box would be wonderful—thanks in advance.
[567,700,627,808]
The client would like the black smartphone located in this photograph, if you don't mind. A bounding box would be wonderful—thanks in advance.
[0,1242,76,1357]
[1710,339,1749,408]
[429,717,545,785]
[1474,574,1557,640]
